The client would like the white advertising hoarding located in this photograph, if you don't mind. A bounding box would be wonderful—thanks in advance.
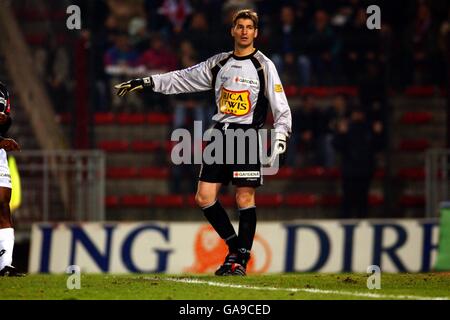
[29,219,439,274]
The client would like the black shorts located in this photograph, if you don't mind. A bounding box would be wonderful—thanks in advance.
[198,122,263,187]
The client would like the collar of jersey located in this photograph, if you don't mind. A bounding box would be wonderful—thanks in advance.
[231,48,258,60]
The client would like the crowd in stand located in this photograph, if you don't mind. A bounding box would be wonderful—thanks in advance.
[79,0,450,110]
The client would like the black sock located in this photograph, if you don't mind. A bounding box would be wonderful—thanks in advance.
[202,201,238,252]
[238,206,257,253]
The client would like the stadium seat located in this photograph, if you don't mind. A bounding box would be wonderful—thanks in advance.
[405,86,436,97]
[15,9,46,20]
[139,167,170,179]
[106,167,138,179]
[265,167,294,180]
[164,140,178,153]
[56,112,71,125]
[398,139,430,151]
[131,140,161,152]
[15,9,66,20]
[283,85,298,97]
[25,34,47,46]
[285,193,318,207]
[324,167,341,179]
[320,195,341,206]
[368,194,384,206]
[147,112,173,125]
[97,140,129,152]
[51,9,66,19]
[332,86,358,96]
[397,167,425,180]
[374,168,386,179]
[94,112,116,125]
[300,87,329,97]
[298,86,358,97]
[320,194,384,207]
[185,194,197,208]
[121,195,151,207]
[152,195,184,208]
[255,194,283,207]
[105,196,120,208]
[117,113,146,125]
[400,111,433,125]
[295,166,326,179]
[218,194,236,208]
[399,195,425,207]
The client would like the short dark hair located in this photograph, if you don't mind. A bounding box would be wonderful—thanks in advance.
[232,9,258,28]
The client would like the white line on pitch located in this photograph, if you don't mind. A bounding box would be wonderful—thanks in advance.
[146,277,449,300]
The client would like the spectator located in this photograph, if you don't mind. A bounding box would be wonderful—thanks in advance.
[34,37,72,113]
[358,62,388,125]
[157,0,193,35]
[104,32,140,110]
[128,17,151,53]
[342,7,381,84]
[138,33,178,72]
[333,107,385,218]
[405,2,442,84]
[305,10,341,85]
[438,7,450,55]
[287,95,323,167]
[179,12,214,60]
[271,5,311,86]
[439,7,450,89]
[138,33,178,111]
[318,93,349,168]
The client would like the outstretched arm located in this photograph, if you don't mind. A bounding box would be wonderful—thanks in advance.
[114,53,229,97]
[0,137,20,152]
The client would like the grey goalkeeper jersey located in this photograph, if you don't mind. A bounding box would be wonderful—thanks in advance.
[151,50,292,136]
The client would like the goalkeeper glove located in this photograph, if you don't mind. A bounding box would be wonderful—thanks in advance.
[268,132,288,167]
[114,77,153,97]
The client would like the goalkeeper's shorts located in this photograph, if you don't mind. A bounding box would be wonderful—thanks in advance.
[198,122,263,187]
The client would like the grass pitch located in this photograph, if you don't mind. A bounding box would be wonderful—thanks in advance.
[0,273,449,300]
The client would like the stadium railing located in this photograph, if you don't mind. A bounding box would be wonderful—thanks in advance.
[426,149,450,217]
[9,150,105,229]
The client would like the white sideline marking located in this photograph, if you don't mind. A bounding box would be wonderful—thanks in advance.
[146,277,449,300]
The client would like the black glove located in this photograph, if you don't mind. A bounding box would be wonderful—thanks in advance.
[114,76,153,97]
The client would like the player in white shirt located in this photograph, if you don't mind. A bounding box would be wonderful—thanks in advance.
[0,82,23,277]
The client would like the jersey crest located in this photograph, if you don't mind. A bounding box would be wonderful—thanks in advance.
[219,88,251,116]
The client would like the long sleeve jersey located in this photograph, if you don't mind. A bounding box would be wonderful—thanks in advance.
[151,49,292,136]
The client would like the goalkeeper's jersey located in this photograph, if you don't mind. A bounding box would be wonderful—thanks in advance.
[151,49,292,136]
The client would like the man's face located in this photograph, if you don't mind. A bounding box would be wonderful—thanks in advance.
[231,18,258,48]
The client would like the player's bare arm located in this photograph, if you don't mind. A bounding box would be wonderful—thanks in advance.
[0,138,20,152]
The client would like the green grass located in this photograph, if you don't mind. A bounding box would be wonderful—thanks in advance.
[0,273,449,300]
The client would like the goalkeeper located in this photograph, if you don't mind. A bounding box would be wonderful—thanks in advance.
[115,9,292,276]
